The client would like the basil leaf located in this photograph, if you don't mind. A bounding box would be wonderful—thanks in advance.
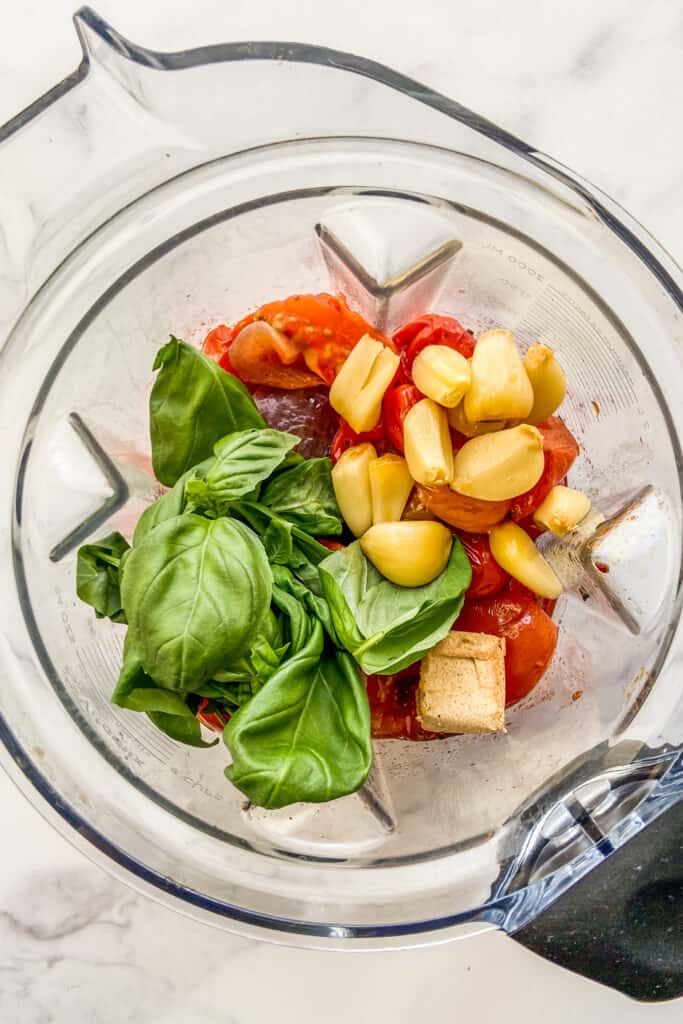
[111,631,150,705]
[224,620,372,808]
[272,564,341,647]
[121,513,272,691]
[260,457,342,536]
[76,532,130,622]
[133,457,214,547]
[271,571,315,653]
[185,429,299,517]
[147,710,215,748]
[232,499,330,605]
[210,664,254,686]
[205,682,254,710]
[112,634,216,747]
[250,635,289,684]
[262,518,294,563]
[150,336,264,486]
[319,539,472,674]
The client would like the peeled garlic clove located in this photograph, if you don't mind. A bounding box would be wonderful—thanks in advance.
[360,521,453,587]
[447,401,505,437]
[412,345,471,408]
[533,485,590,536]
[329,334,400,433]
[331,442,377,537]
[489,521,563,599]
[452,424,544,501]
[403,399,454,487]
[464,329,533,423]
[524,344,567,424]
[369,454,414,524]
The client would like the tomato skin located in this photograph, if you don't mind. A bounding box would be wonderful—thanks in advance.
[203,324,239,375]
[203,323,236,359]
[318,539,345,552]
[510,417,579,522]
[383,384,423,453]
[196,699,229,733]
[365,672,444,741]
[456,532,510,598]
[393,314,475,381]
[229,321,321,389]
[455,594,558,705]
[203,293,391,388]
[330,418,386,463]
[417,484,512,532]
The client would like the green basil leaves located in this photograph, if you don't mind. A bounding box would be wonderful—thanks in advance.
[75,332,476,810]
[260,457,342,536]
[121,514,272,691]
[225,620,371,808]
[150,337,264,486]
[319,539,472,674]
[184,428,299,516]
[76,532,130,623]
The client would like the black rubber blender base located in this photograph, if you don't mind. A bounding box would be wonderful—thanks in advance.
[512,800,683,1002]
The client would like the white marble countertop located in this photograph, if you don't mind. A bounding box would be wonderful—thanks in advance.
[1,2,682,1021]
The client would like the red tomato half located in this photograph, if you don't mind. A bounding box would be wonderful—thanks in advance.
[383,384,423,453]
[229,321,321,389]
[203,323,236,360]
[455,595,558,705]
[393,314,475,380]
[203,293,391,389]
[510,417,579,522]
[456,532,510,598]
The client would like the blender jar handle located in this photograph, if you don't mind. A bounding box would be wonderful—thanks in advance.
[512,797,683,1001]
[0,10,204,340]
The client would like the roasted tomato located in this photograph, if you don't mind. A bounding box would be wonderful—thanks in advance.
[365,671,444,741]
[393,314,475,381]
[203,323,236,361]
[456,532,510,598]
[417,484,512,532]
[455,594,558,705]
[196,699,229,733]
[251,386,340,459]
[510,417,579,522]
[383,383,423,453]
[205,293,392,389]
[229,321,321,389]
[318,539,345,552]
[330,418,386,463]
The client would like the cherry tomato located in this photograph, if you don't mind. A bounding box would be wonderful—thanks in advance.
[229,321,321,389]
[330,418,386,463]
[203,323,236,360]
[456,532,510,598]
[510,417,579,522]
[203,293,391,388]
[417,484,512,532]
[365,672,444,741]
[196,699,229,733]
[383,384,423,453]
[393,314,475,381]
[455,594,558,704]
